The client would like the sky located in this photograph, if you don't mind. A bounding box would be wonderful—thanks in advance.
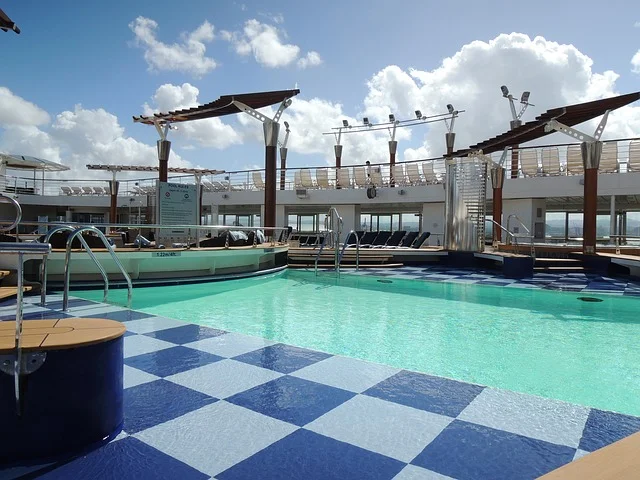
[1,0,640,179]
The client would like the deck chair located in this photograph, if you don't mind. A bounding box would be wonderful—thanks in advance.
[71,186,83,195]
[252,171,265,190]
[422,162,439,183]
[354,167,368,188]
[60,186,73,195]
[103,185,110,195]
[406,163,422,185]
[337,168,351,188]
[294,171,303,188]
[519,150,538,177]
[411,231,431,248]
[629,141,640,172]
[367,231,392,247]
[354,231,378,247]
[82,186,94,195]
[92,186,105,195]
[201,180,215,192]
[566,145,583,175]
[392,164,407,185]
[541,147,561,176]
[374,230,406,248]
[316,169,330,188]
[300,169,315,188]
[370,167,384,187]
[344,231,359,245]
[396,231,419,248]
[599,142,619,173]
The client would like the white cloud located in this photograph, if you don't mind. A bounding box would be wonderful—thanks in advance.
[634,21,640,28]
[357,33,640,160]
[632,49,640,74]
[297,51,322,69]
[0,87,50,127]
[129,17,216,77]
[143,83,243,149]
[221,19,321,69]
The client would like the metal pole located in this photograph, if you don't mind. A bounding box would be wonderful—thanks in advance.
[334,144,343,189]
[157,140,171,183]
[264,122,280,237]
[389,140,397,187]
[609,195,616,244]
[510,120,522,178]
[280,147,288,190]
[581,141,602,254]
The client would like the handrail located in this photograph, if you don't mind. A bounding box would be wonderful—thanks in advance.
[339,230,360,271]
[0,194,22,232]
[62,226,133,311]
[486,219,522,254]
[326,207,343,273]
[610,234,640,255]
[314,230,332,276]
[40,225,110,306]
[506,214,535,258]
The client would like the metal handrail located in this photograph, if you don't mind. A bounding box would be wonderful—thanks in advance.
[339,230,360,272]
[326,208,343,273]
[0,194,22,232]
[506,214,535,258]
[314,230,332,276]
[610,234,640,255]
[486,219,521,254]
[62,227,133,311]
[40,225,110,306]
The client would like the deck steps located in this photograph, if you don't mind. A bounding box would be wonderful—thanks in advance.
[534,258,588,273]
[0,286,33,301]
[289,247,397,268]
[0,270,11,279]
[288,263,404,269]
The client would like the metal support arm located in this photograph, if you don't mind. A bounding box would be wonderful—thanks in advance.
[544,110,610,142]
[233,98,292,126]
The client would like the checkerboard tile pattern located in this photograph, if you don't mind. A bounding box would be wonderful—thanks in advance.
[348,266,640,295]
[2,294,640,479]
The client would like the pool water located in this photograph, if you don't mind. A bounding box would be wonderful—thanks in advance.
[75,270,640,416]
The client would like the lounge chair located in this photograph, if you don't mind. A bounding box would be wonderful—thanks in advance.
[629,141,640,172]
[294,171,303,189]
[316,169,331,189]
[406,163,422,185]
[71,186,83,195]
[103,186,110,195]
[60,186,73,195]
[93,186,105,195]
[397,231,419,247]
[354,167,367,188]
[519,150,538,177]
[201,180,215,192]
[392,164,407,185]
[541,147,561,176]
[353,231,378,247]
[252,171,265,190]
[422,162,439,183]
[374,230,406,248]
[566,145,583,175]
[370,167,384,187]
[300,169,315,188]
[363,231,391,248]
[82,186,94,195]
[599,142,619,173]
[411,231,431,248]
[337,168,351,188]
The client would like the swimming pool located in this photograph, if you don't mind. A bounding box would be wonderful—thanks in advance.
[74,269,640,416]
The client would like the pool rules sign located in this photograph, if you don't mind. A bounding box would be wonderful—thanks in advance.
[157,182,198,246]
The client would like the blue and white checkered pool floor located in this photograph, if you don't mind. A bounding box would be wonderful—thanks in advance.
[2,276,640,479]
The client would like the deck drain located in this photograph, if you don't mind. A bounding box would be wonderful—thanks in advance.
[377,279,393,284]
[577,296,603,302]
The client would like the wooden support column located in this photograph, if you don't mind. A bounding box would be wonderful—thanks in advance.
[490,166,505,243]
[263,121,280,236]
[581,141,602,255]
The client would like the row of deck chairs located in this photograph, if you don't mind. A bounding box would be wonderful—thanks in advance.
[344,230,431,249]
[60,186,111,195]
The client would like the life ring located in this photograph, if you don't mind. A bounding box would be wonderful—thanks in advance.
[366,185,377,199]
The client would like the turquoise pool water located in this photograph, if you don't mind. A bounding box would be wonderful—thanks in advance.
[75,270,640,415]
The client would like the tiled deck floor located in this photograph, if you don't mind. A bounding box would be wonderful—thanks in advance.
[1,272,640,479]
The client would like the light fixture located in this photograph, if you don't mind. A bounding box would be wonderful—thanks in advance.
[447,104,455,114]
[284,121,290,129]
[415,110,422,119]
[389,114,395,122]
[520,91,530,104]
[363,117,370,126]
[500,85,509,97]
[342,119,349,127]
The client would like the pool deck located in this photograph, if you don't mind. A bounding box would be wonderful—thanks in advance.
[1,269,640,479]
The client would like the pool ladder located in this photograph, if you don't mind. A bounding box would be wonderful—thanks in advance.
[315,207,346,276]
[40,225,133,311]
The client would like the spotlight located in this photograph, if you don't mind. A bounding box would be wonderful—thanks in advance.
[520,91,530,104]
[363,117,370,126]
[446,104,454,114]
[500,85,509,97]
[415,110,422,119]
[389,114,395,122]
[342,119,349,127]
[284,121,290,129]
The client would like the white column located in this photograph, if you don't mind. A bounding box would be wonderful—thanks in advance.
[421,202,445,246]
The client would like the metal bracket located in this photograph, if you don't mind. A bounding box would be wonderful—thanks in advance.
[544,119,597,142]
[593,109,610,140]
[387,121,400,142]
[497,147,511,168]
[233,98,292,127]
[153,121,172,141]
[0,352,47,376]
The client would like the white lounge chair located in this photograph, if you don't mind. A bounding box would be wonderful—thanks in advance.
[392,164,406,185]
[201,180,214,192]
[60,186,73,195]
[71,186,83,195]
[354,167,367,188]
[422,162,439,184]
[599,142,619,173]
[316,169,331,189]
[629,141,640,172]
[300,169,315,188]
[337,168,351,188]
[103,186,110,195]
[541,148,561,176]
[252,171,265,190]
[82,186,94,195]
[406,163,422,185]
[294,171,303,189]
[566,145,583,175]
[370,167,383,187]
[93,186,105,195]
[519,150,538,177]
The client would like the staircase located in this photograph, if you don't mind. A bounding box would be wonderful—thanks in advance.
[0,269,34,301]
[533,258,588,274]
[288,248,402,269]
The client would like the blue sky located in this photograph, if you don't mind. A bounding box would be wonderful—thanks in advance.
[1,0,639,177]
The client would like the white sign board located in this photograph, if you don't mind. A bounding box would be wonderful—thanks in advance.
[157,182,198,245]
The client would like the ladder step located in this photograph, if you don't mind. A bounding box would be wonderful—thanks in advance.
[0,286,33,300]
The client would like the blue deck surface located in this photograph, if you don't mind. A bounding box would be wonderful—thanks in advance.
[1,270,640,479]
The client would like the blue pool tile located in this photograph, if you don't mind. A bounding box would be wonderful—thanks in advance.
[578,409,640,452]
[124,379,217,433]
[36,437,209,479]
[145,323,226,344]
[233,343,332,374]
[123,330,136,337]
[85,309,154,322]
[217,428,405,480]
[21,310,74,320]
[44,299,99,310]
[364,371,484,417]
[226,375,355,426]
[412,420,575,480]
[125,346,224,377]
